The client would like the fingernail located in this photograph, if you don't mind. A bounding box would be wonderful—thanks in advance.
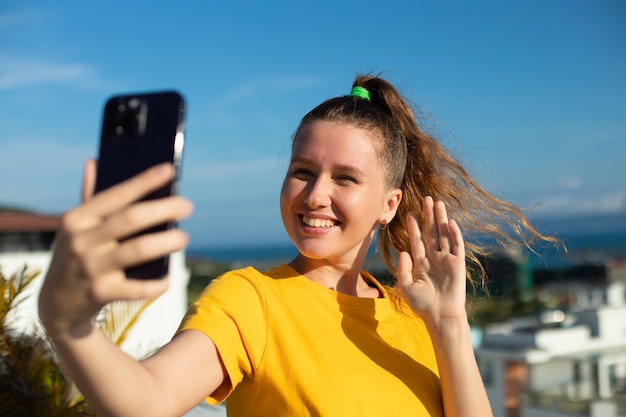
[181,199,194,213]
[154,162,173,175]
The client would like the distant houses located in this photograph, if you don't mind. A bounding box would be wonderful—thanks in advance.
[477,253,626,417]
[0,209,59,252]
[0,208,190,357]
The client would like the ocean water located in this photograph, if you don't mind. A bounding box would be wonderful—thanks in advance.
[529,230,626,268]
[188,244,299,269]
[188,231,626,270]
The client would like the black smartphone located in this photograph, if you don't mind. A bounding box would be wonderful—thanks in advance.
[94,90,186,279]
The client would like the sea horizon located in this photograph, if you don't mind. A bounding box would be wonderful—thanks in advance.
[187,230,626,271]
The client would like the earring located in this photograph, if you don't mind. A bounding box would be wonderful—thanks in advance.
[379,220,387,230]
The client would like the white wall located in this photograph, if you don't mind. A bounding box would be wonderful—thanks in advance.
[477,351,506,417]
[524,401,617,417]
[0,250,190,358]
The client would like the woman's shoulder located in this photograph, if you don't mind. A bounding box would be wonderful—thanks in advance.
[188,264,299,311]
[206,264,295,293]
[216,263,294,282]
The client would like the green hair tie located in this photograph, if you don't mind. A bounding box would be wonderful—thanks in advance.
[350,86,371,102]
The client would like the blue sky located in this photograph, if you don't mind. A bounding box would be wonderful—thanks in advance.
[1,1,625,248]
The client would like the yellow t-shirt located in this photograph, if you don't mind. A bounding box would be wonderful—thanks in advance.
[178,264,443,417]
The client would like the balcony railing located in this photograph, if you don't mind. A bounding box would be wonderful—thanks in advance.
[526,392,626,416]
[526,392,590,415]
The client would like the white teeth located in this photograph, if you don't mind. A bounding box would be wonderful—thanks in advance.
[303,216,336,228]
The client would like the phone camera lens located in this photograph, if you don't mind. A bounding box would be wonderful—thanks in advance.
[102,96,145,143]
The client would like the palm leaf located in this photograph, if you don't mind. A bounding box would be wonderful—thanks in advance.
[97,298,156,347]
[0,266,40,330]
[0,392,25,417]
[0,266,100,416]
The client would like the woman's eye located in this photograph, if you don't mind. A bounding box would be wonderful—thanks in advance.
[292,168,313,179]
[336,175,357,184]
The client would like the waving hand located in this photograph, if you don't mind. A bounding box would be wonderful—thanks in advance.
[396,196,468,329]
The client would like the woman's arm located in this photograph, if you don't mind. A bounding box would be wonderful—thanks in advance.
[46,323,225,416]
[397,197,493,417]
[38,161,225,417]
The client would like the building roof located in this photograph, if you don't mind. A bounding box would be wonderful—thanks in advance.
[0,210,60,232]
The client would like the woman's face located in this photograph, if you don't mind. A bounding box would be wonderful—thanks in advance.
[280,120,401,265]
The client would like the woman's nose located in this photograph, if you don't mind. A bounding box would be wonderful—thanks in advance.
[303,177,332,208]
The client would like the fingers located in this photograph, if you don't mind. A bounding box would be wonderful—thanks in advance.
[107,276,171,301]
[67,163,176,233]
[402,201,465,266]
[91,272,172,305]
[75,196,193,247]
[80,229,188,303]
[396,251,414,287]
[88,162,175,217]
[106,196,193,241]
[109,229,189,272]
[423,196,438,253]
[448,219,465,257]
[420,196,465,256]
[67,196,192,284]
[434,200,451,253]
[406,211,425,261]
[81,159,97,202]
[64,163,192,285]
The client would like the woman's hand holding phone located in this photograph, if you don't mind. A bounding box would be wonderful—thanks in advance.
[38,161,193,340]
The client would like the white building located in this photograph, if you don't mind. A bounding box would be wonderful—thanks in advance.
[477,261,626,417]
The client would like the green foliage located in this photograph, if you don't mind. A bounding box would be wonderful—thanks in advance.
[0,266,97,416]
[97,297,157,359]
[186,258,231,304]
[0,206,33,214]
[0,266,155,416]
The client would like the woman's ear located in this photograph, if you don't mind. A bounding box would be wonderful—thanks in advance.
[380,188,402,225]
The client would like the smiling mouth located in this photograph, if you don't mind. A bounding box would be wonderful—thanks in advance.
[302,215,338,228]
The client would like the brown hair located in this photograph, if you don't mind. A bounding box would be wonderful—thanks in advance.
[294,74,557,288]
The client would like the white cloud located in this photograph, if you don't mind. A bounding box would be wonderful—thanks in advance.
[210,75,320,108]
[185,157,285,182]
[0,7,121,91]
[558,176,582,190]
[540,189,626,216]
[0,8,44,29]
[0,53,117,91]
[561,126,626,150]
[0,12,23,28]
[273,75,319,91]
[0,137,92,173]
[201,75,319,131]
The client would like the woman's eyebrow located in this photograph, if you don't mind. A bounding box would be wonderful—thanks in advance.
[289,157,364,175]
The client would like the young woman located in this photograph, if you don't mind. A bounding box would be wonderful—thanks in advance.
[39,74,549,416]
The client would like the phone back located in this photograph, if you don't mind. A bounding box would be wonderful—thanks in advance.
[95,91,185,196]
[95,91,186,279]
